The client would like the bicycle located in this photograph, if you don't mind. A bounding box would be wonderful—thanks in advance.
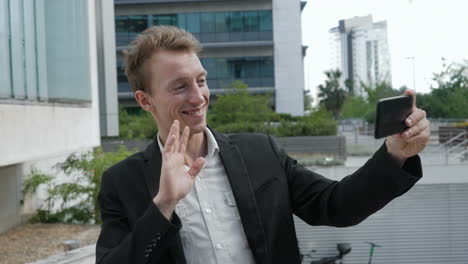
[300,243,352,264]
[365,241,381,264]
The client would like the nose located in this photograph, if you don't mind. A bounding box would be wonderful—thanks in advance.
[187,81,205,105]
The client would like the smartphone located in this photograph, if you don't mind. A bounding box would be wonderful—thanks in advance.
[374,95,413,139]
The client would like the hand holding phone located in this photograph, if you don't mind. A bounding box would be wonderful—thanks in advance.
[374,95,413,139]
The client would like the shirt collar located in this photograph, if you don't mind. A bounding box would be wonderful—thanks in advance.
[156,127,219,161]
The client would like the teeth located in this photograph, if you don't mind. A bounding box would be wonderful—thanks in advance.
[186,110,204,116]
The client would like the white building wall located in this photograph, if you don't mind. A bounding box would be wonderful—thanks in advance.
[0,0,101,234]
[273,0,304,116]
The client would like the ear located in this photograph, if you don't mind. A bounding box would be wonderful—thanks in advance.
[134,90,155,112]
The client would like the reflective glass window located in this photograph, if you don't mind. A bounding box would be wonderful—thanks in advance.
[243,11,259,32]
[259,10,272,31]
[229,12,243,32]
[201,13,215,33]
[154,14,177,26]
[215,12,227,33]
[128,15,147,33]
[177,13,186,30]
[186,13,200,33]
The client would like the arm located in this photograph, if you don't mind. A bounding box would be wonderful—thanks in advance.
[268,135,422,227]
[96,171,181,264]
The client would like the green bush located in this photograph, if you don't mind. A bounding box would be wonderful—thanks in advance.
[119,107,158,139]
[22,146,135,224]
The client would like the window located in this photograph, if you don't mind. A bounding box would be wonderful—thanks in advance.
[259,10,272,31]
[200,13,215,33]
[154,14,177,26]
[229,12,243,32]
[243,11,259,32]
[186,13,200,33]
[128,15,147,34]
[44,0,91,101]
[0,0,12,98]
[0,0,92,102]
[215,12,227,33]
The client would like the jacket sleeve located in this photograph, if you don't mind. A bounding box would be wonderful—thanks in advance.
[267,135,422,227]
[95,171,181,264]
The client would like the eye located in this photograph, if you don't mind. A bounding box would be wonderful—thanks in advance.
[197,79,206,86]
[174,85,185,90]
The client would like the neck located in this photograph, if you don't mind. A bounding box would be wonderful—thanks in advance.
[160,128,207,164]
[186,130,207,161]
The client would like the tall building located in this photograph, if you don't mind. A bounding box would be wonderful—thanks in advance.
[329,15,392,96]
[0,0,118,233]
[114,0,307,116]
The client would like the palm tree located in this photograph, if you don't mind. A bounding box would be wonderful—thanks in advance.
[318,70,348,119]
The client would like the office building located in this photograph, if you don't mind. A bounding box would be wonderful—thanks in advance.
[329,15,392,96]
[0,0,118,233]
[114,0,307,116]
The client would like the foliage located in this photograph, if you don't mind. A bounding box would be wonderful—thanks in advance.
[22,146,135,224]
[208,81,337,136]
[417,61,468,118]
[208,81,275,126]
[119,106,158,139]
[341,95,371,119]
[361,81,400,123]
[317,70,348,119]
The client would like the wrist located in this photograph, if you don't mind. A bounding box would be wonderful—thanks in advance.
[153,193,177,220]
[385,140,406,167]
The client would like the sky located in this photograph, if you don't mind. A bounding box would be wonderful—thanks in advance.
[301,0,468,99]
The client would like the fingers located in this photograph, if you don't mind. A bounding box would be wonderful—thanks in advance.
[179,126,190,153]
[403,117,430,140]
[172,120,180,152]
[164,120,180,153]
[405,108,426,127]
[404,89,416,110]
[187,157,205,178]
[405,126,431,143]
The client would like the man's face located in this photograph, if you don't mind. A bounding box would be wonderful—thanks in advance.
[142,50,210,136]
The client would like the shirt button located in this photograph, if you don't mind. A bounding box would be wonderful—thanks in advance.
[216,243,223,249]
[205,208,212,214]
[197,177,201,182]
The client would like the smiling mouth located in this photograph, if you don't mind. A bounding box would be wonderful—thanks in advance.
[182,108,205,117]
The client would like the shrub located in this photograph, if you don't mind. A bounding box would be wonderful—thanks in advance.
[22,146,135,224]
[119,107,157,139]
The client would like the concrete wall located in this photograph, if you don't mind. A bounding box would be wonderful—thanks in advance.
[0,0,101,234]
[273,0,305,116]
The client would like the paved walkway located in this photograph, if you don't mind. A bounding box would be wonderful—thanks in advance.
[28,245,95,264]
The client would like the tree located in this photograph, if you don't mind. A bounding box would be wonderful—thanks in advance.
[418,60,468,118]
[317,70,348,119]
[208,81,274,126]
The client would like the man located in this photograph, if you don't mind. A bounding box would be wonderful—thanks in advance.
[96,26,430,264]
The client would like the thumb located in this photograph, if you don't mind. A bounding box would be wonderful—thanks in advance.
[187,157,205,178]
[404,89,416,110]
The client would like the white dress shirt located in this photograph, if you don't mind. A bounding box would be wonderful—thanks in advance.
[157,128,255,264]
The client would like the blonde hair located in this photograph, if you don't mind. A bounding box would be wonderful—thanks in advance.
[122,26,201,93]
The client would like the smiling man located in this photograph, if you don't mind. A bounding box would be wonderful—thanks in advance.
[96,26,430,264]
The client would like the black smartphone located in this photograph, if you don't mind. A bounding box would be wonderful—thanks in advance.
[374,95,413,139]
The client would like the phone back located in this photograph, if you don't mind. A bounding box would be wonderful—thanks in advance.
[374,95,413,139]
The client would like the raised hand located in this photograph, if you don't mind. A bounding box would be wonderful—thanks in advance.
[153,120,205,219]
[385,89,431,164]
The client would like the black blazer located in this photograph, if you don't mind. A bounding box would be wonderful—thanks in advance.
[96,130,422,264]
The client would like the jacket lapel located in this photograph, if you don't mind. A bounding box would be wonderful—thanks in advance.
[142,140,161,200]
[212,130,269,264]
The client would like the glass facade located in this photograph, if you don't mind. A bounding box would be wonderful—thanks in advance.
[117,56,274,93]
[201,57,274,89]
[115,10,273,46]
[0,0,91,102]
